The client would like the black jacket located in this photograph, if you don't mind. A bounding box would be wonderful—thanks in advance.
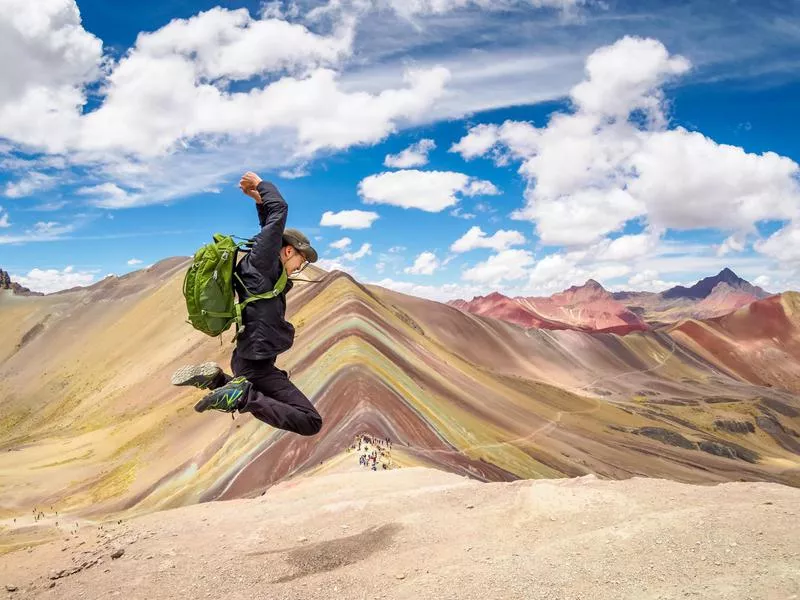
[233,181,295,360]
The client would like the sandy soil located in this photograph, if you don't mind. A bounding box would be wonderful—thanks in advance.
[1,466,798,600]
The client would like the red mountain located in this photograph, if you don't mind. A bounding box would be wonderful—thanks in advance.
[448,291,573,330]
[518,279,649,333]
[669,292,800,392]
[691,282,762,319]
[449,280,649,334]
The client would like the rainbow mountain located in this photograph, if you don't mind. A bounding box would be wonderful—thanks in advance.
[1,259,799,544]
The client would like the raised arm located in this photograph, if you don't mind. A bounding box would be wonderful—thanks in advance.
[239,172,288,272]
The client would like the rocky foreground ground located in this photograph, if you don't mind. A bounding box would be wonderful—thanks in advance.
[1,467,799,599]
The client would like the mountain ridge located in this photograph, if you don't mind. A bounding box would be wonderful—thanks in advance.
[452,268,773,331]
[0,258,798,537]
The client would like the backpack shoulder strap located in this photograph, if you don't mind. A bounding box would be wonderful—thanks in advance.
[233,266,288,329]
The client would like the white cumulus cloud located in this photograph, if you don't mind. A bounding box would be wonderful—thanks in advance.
[717,233,747,257]
[320,209,380,229]
[0,0,103,153]
[593,232,658,262]
[127,258,143,266]
[330,237,353,249]
[358,169,499,212]
[755,223,800,264]
[625,269,681,293]
[343,242,372,261]
[754,275,771,288]
[0,3,452,209]
[78,183,137,208]
[384,139,436,168]
[404,251,440,275]
[452,36,800,248]
[461,248,534,284]
[13,265,96,294]
[451,226,526,253]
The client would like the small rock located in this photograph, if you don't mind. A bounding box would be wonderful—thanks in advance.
[48,582,56,589]
[395,574,406,580]
[549,516,557,522]
[110,548,125,559]
[297,537,308,543]
[146,555,154,560]
[466,504,474,509]
[5,585,18,592]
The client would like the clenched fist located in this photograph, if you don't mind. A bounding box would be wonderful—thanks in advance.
[239,171,263,203]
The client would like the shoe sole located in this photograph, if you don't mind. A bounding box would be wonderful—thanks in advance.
[193,388,245,413]
[193,396,213,412]
[171,362,221,387]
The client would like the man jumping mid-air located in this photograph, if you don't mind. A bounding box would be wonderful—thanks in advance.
[171,172,323,436]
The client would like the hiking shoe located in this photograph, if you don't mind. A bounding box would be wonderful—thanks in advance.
[194,377,250,413]
[171,362,222,389]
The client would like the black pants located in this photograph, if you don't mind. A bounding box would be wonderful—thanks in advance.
[215,349,322,437]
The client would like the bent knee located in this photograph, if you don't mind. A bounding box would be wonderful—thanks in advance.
[300,414,323,436]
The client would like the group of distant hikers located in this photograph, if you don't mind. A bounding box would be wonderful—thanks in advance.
[349,434,394,471]
[171,172,323,437]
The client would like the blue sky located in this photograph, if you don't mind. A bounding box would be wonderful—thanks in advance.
[1,0,799,297]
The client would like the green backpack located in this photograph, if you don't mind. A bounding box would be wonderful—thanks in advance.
[183,233,287,337]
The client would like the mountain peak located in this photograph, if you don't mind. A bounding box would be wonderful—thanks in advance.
[662,268,760,300]
[480,291,510,302]
[717,267,744,283]
[561,279,609,298]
